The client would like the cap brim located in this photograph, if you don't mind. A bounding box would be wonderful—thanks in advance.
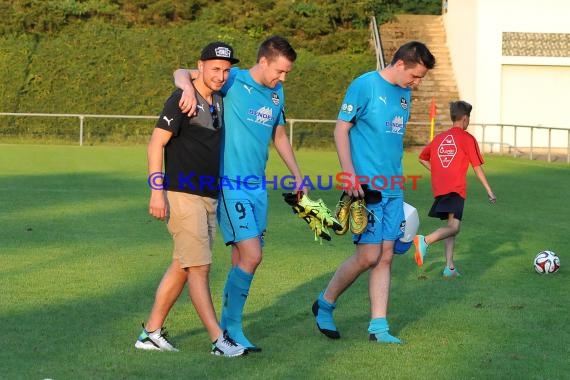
[202,57,240,64]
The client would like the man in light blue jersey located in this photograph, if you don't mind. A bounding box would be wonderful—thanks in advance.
[174,36,306,352]
[312,41,436,344]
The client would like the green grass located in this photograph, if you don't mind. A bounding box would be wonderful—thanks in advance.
[0,144,569,379]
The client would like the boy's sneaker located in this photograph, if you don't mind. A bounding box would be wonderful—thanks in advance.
[135,325,179,352]
[413,235,429,267]
[349,199,368,234]
[443,266,460,278]
[334,192,353,235]
[211,331,247,357]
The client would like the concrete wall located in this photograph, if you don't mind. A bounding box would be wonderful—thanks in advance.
[443,0,570,148]
[442,0,478,106]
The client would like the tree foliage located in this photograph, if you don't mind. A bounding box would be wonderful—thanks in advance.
[0,0,442,145]
[1,0,441,52]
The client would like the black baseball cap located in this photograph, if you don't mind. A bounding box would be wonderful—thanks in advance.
[200,42,240,64]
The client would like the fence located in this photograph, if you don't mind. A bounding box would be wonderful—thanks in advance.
[0,112,156,146]
[1,112,569,163]
[286,119,570,163]
[470,123,570,163]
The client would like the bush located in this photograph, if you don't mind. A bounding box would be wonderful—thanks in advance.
[0,0,441,145]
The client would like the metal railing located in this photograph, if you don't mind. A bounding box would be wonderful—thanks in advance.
[285,119,570,163]
[0,112,156,146]
[370,16,385,70]
[476,123,570,163]
[287,118,336,146]
[411,121,570,163]
[1,112,569,163]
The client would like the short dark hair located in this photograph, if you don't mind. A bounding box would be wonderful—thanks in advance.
[449,101,473,122]
[390,41,436,70]
[257,35,297,63]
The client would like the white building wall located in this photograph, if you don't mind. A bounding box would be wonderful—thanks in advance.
[442,0,477,105]
[443,0,570,149]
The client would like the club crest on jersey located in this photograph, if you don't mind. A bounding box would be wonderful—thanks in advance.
[437,134,457,168]
[272,92,280,106]
[400,97,408,110]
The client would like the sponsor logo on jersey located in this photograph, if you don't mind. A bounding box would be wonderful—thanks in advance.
[243,84,253,94]
[248,106,274,126]
[385,115,405,134]
[162,116,174,126]
[341,103,354,113]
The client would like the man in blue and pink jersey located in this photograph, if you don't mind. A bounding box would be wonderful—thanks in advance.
[312,41,435,344]
[174,36,306,352]
[414,100,496,277]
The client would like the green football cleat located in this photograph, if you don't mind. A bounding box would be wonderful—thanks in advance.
[298,195,343,232]
[299,212,332,241]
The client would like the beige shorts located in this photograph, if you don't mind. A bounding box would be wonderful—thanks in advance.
[165,191,217,268]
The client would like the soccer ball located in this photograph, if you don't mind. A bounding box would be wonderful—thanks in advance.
[533,250,560,274]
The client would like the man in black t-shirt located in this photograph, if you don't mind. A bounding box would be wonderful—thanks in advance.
[135,42,246,357]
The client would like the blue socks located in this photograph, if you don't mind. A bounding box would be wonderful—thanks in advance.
[312,294,401,343]
[368,317,402,344]
[312,291,340,339]
[220,266,256,348]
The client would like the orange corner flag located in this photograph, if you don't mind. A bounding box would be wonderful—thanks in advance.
[428,97,437,119]
[429,97,436,141]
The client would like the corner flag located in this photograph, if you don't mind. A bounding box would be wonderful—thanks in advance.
[428,97,437,141]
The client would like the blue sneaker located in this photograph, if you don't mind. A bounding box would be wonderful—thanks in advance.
[443,266,460,278]
[413,235,428,267]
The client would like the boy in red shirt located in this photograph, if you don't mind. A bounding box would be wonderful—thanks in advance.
[414,101,496,277]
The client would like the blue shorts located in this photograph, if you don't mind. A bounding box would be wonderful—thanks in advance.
[353,197,404,244]
[217,182,267,245]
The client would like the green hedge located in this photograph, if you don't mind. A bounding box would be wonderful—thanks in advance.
[0,0,441,145]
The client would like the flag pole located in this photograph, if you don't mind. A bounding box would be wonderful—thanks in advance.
[428,97,437,141]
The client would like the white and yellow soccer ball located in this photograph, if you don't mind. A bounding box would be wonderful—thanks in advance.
[533,250,560,274]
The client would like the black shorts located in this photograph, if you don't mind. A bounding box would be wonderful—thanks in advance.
[428,192,465,221]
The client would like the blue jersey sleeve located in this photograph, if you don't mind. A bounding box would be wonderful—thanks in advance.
[338,76,369,123]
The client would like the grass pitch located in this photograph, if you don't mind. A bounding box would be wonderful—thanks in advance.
[0,144,568,379]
